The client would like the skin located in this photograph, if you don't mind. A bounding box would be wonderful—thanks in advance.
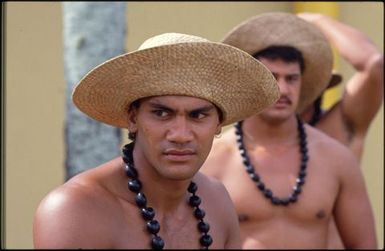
[201,58,377,249]
[33,95,241,249]
[298,13,384,249]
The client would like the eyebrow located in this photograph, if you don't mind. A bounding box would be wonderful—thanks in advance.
[147,101,216,114]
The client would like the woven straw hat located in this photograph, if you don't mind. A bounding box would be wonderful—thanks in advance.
[222,12,333,112]
[72,33,279,128]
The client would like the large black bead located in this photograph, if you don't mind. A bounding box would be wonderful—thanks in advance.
[135,192,147,208]
[122,144,134,156]
[125,164,138,179]
[122,156,132,165]
[300,140,307,149]
[200,234,213,247]
[243,158,250,166]
[141,207,155,221]
[198,221,210,233]
[289,194,298,203]
[189,195,201,207]
[296,177,305,186]
[281,198,290,206]
[271,197,281,205]
[151,236,164,250]
[293,185,302,195]
[301,154,309,162]
[257,182,265,191]
[147,220,160,234]
[299,169,306,178]
[194,208,205,219]
[128,179,142,193]
[263,189,273,198]
[187,182,198,194]
[301,147,308,155]
[249,173,260,182]
[245,165,254,174]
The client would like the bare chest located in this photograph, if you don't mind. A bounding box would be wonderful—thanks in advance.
[111,199,227,249]
[221,147,339,225]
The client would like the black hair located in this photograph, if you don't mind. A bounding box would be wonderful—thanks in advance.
[308,95,324,126]
[252,46,305,73]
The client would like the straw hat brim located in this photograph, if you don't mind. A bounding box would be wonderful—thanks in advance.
[222,12,333,112]
[73,42,279,128]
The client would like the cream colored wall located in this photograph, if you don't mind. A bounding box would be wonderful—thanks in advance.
[4,2,383,248]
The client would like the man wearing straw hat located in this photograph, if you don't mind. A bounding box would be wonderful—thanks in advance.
[202,12,377,249]
[33,32,280,249]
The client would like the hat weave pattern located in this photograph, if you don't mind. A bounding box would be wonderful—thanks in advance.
[73,33,280,128]
[222,12,333,112]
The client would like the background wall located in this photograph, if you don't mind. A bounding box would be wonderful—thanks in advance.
[4,2,383,248]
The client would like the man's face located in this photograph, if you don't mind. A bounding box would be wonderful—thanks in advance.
[128,95,221,180]
[257,57,302,122]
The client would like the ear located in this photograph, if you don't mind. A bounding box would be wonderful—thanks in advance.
[215,125,222,136]
[127,109,138,134]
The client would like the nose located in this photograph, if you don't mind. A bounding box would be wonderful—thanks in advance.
[277,78,289,95]
[166,116,194,144]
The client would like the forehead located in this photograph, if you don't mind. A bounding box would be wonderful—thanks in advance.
[140,95,214,108]
[258,57,301,73]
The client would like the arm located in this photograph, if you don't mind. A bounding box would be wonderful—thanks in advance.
[333,149,377,248]
[298,13,384,136]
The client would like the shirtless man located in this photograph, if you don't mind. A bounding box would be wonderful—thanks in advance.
[202,13,377,249]
[33,33,280,249]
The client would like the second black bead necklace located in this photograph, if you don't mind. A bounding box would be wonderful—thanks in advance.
[234,116,309,206]
[122,142,213,249]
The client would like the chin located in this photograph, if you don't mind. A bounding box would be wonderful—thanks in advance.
[157,163,200,181]
[260,110,293,123]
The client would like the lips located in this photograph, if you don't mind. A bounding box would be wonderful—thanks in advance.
[163,149,196,162]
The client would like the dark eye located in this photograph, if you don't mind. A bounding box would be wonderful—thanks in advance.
[153,110,169,118]
[287,75,300,82]
[190,111,207,120]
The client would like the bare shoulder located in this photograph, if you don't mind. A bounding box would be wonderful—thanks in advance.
[194,172,240,248]
[195,171,230,197]
[33,158,127,248]
[194,172,237,216]
[201,126,239,177]
[305,124,359,172]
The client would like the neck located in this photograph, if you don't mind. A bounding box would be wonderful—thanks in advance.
[242,115,298,146]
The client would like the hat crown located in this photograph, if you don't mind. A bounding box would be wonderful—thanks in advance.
[221,12,333,112]
[138,33,210,50]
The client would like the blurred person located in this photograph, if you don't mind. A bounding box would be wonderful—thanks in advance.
[202,12,377,249]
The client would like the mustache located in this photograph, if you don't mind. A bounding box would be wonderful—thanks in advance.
[276,95,292,104]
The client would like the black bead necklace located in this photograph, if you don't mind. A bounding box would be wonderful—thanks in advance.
[122,142,213,249]
[234,116,309,206]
